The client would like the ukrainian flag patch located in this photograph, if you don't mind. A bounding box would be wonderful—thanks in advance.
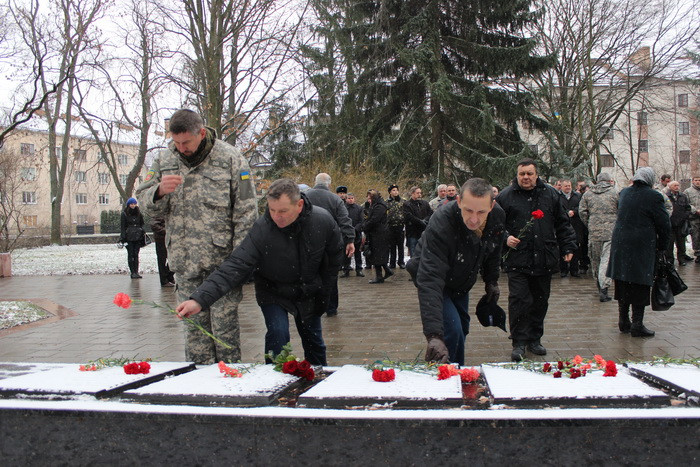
[240,171,250,180]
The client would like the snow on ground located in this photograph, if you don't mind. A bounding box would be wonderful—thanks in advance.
[10,244,158,276]
[0,301,49,330]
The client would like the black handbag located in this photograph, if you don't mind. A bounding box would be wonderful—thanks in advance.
[665,259,688,296]
[651,273,674,311]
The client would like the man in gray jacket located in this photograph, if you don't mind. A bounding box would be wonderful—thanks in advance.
[685,176,700,263]
[580,172,618,302]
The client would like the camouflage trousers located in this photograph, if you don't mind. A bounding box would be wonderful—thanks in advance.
[176,279,242,364]
[588,240,612,290]
[689,218,700,255]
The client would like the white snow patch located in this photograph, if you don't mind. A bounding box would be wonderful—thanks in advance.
[627,364,700,394]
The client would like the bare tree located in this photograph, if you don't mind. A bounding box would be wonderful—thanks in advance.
[527,0,700,179]
[0,147,30,252]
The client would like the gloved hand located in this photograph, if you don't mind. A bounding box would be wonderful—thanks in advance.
[485,281,500,303]
[425,335,449,363]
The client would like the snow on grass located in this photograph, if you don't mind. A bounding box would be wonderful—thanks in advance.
[10,243,158,276]
[0,301,49,329]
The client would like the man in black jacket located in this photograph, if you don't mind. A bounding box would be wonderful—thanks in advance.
[176,179,343,365]
[667,180,692,265]
[403,186,432,257]
[558,180,585,277]
[343,192,365,277]
[408,178,505,365]
[496,159,577,362]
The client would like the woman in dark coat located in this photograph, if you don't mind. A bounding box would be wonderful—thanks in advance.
[607,167,671,337]
[363,189,391,283]
[120,197,146,279]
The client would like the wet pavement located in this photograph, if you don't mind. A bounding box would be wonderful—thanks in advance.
[0,265,698,366]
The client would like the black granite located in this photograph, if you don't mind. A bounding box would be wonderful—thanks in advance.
[0,407,698,464]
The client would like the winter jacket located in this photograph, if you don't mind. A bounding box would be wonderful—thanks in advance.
[403,198,432,238]
[684,185,700,218]
[668,191,691,228]
[579,181,619,242]
[304,184,355,244]
[496,177,577,275]
[407,200,505,337]
[345,202,364,238]
[386,196,405,229]
[607,181,671,286]
[362,196,390,265]
[120,207,145,244]
[189,194,343,322]
[559,191,586,241]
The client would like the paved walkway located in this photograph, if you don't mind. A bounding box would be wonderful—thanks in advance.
[0,265,698,365]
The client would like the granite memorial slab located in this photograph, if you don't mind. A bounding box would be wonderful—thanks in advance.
[482,364,669,407]
[0,362,195,399]
[297,364,463,408]
[123,363,303,406]
[0,362,67,381]
[626,363,700,400]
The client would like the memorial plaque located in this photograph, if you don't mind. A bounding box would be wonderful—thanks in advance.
[123,364,302,406]
[482,364,669,407]
[297,365,463,408]
[0,362,195,399]
[627,364,700,399]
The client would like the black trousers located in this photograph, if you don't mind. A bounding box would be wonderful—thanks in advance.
[343,239,363,271]
[666,226,688,263]
[559,246,580,274]
[125,242,141,274]
[388,226,405,267]
[155,237,175,285]
[507,271,552,345]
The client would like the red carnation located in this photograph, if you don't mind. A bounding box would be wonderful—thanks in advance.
[459,367,480,383]
[123,362,138,374]
[543,363,552,373]
[557,361,564,370]
[113,293,132,309]
[138,362,151,374]
[372,368,395,382]
[553,371,562,378]
[603,360,617,377]
[531,209,545,220]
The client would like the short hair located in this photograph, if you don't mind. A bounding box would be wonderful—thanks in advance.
[437,184,447,191]
[267,178,301,202]
[314,173,331,187]
[561,179,572,185]
[347,192,355,197]
[460,178,494,201]
[517,158,538,172]
[661,174,671,181]
[169,109,204,134]
[446,183,458,189]
[410,186,422,194]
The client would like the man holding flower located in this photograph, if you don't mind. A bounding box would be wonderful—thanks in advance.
[496,159,577,362]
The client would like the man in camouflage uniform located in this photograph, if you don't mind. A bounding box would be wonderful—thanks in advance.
[684,176,700,263]
[135,109,257,364]
[386,184,406,269]
[579,172,618,302]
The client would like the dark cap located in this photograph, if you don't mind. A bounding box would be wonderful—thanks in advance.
[388,184,399,193]
[336,186,347,194]
[475,294,507,332]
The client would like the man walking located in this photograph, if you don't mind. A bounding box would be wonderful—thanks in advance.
[135,109,258,364]
[176,179,343,365]
[579,173,618,301]
[408,179,505,365]
[558,180,585,277]
[684,176,700,263]
[496,158,577,362]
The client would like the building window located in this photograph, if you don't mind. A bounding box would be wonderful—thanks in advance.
[75,171,87,183]
[98,172,110,184]
[118,154,128,165]
[679,150,690,164]
[21,167,37,181]
[638,140,648,153]
[98,193,109,205]
[119,174,128,186]
[528,144,539,155]
[75,193,88,204]
[22,215,38,227]
[679,122,690,135]
[601,126,614,140]
[22,191,37,204]
[77,214,88,224]
[678,94,688,107]
[74,149,87,161]
[600,154,614,167]
[637,111,648,125]
[20,143,35,156]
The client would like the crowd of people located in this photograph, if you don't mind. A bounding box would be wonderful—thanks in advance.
[132,109,697,366]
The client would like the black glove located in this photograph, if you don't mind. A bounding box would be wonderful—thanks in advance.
[485,281,500,303]
[425,335,449,363]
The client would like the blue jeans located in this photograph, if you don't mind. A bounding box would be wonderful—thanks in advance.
[260,304,327,365]
[406,236,420,257]
[442,293,470,366]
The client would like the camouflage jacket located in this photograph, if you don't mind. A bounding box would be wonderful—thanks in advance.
[685,185,700,218]
[135,133,258,281]
[579,181,619,242]
[386,196,405,228]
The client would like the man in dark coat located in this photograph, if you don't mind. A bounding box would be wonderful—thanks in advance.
[363,189,391,283]
[558,180,585,277]
[151,217,175,287]
[176,179,343,365]
[408,178,505,366]
[342,192,365,277]
[386,184,406,269]
[403,186,432,257]
[305,173,355,316]
[667,180,692,265]
[496,158,577,362]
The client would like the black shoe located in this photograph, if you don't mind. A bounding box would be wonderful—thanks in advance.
[528,342,547,355]
[326,310,338,317]
[383,269,394,279]
[389,264,396,269]
[131,273,142,279]
[681,254,694,261]
[511,345,526,362]
[630,324,655,337]
[560,272,568,278]
[398,264,406,269]
[599,288,612,302]
[341,270,350,278]
[356,270,365,277]
[369,277,384,284]
[570,272,581,278]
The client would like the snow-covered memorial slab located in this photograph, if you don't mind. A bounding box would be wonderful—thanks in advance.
[482,362,668,407]
[123,363,303,407]
[297,364,464,408]
[627,363,700,401]
[0,362,194,399]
